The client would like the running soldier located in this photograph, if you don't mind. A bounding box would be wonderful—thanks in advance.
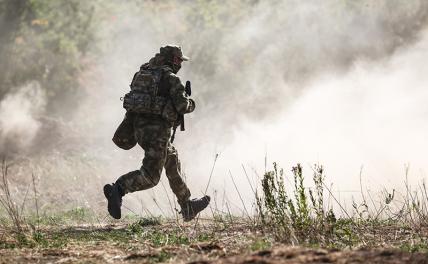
[104,45,210,221]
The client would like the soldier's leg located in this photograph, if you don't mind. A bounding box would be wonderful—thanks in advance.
[165,145,210,221]
[164,143,191,206]
[116,120,170,194]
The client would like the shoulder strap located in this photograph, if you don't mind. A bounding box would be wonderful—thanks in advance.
[157,69,174,98]
[152,69,163,96]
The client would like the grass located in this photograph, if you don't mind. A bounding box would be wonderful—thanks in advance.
[250,237,272,251]
[256,162,428,250]
[0,159,25,235]
[1,160,428,263]
[1,215,214,250]
[0,215,263,263]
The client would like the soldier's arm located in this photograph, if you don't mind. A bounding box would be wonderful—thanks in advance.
[167,73,195,114]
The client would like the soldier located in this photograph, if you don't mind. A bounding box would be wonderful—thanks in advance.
[104,45,210,221]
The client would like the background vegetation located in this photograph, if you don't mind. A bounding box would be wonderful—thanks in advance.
[0,0,97,116]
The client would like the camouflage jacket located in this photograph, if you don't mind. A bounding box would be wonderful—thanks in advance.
[160,67,195,115]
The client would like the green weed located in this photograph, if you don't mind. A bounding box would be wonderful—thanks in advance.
[257,163,371,247]
[400,240,428,253]
[129,217,161,233]
[257,163,336,244]
[250,238,271,251]
[143,230,190,246]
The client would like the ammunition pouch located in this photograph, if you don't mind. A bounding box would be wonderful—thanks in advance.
[123,91,167,115]
[123,91,179,124]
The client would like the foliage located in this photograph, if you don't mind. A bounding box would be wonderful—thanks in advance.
[257,163,337,244]
[257,162,428,249]
[250,237,271,251]
[128,216,161,233]
[0,0,97,116]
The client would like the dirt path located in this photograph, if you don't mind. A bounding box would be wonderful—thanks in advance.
[190,246,428,264]
[1,222,427,263]
[2,244,428,263]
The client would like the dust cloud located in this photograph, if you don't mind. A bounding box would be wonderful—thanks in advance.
[1,0,428,215]
[0,82,46,155]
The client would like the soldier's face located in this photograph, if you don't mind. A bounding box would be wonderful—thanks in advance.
[172,56,183,73]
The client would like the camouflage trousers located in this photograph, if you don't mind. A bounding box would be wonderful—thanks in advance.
[116,115,191,206]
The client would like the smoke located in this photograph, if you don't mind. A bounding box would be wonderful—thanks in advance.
[2,0,428,214]
[197,0,428,130]
[207,30,428,203]
[71,0,427,213]
[87,0,428,144]
[0,82,46,155]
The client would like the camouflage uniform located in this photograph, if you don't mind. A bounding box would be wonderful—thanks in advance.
[115,46,195,207]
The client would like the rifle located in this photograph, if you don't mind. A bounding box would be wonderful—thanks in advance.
[171,80,192,143]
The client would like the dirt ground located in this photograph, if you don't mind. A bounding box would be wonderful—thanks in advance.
[195,247,428,264]
[2,241,427,264]
[3,248,427,264]
[1,221,428,264]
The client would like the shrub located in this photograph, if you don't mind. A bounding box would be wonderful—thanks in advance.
[257,163,336,244]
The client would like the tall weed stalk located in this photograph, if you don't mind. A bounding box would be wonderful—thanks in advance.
[257,163,335,244]
[0,158,25,239]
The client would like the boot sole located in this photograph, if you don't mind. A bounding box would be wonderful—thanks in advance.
[103,184,121,219]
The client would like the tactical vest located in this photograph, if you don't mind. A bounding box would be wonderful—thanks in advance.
[123,68,168,115]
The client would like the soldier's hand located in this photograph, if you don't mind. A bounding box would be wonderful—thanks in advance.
[188,99,195,111]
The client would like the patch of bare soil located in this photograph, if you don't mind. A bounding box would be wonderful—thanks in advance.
[192,246,428,264]
[2,244,427,264]
[1,222,427,264]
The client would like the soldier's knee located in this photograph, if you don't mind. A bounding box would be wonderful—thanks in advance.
[151,172,161,186]
[141,167,161,187]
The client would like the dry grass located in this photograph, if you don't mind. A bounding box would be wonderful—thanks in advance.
[0,158,25,237]
[0,219,427,263]
[1,161,428,263]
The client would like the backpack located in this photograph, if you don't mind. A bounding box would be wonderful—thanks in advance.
[122,68,168,115]
[112,67,171,150]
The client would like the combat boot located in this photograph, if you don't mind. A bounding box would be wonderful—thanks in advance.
[103,183,124,219]
[180,195,211,222]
